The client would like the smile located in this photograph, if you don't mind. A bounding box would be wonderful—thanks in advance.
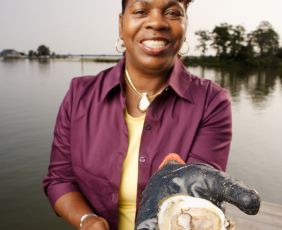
[140,39,170,55]
[142,40,168,49]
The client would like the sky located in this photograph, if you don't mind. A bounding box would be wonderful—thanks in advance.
[0,0,282,55]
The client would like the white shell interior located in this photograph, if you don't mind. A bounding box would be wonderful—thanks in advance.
[158,195,226,230]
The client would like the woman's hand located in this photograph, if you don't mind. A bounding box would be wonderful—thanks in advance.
[80,215,110,230]
[53,192,110,230]
[135,159,260,230]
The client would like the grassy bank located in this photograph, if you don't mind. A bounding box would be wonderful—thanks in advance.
[182,56,282,69]
[4,55,282,69]
[79,55,282,69]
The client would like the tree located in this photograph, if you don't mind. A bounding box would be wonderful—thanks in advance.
[28,50,37,58]
[195,30,211,56]
[211,23,233,58]
[37,45,50,56]
[248,21,279,56]
[235,41,255,63]
[276,47,282,59]
[229,25,246,58]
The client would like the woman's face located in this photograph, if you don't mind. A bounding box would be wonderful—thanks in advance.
[119,0,187,73]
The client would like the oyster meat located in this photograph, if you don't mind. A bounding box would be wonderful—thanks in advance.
[158,195,226,230]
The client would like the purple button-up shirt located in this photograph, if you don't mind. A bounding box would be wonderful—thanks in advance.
[43,58,232,229]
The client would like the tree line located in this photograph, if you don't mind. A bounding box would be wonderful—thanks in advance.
[193,21,282,66]
[28,45,54,58]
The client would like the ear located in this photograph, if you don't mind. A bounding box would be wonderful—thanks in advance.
[119,13,124,40]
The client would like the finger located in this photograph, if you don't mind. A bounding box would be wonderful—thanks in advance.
[177,164,261,215]
[191,165,261,215]
[82,216,109,230]
[94,218,109,230]
[100,218,110,230]
[220,174,261,215]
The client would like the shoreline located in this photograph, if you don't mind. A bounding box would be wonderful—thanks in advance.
[2,55,282,69]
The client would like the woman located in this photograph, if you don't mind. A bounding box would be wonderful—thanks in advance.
[43,0,232,229]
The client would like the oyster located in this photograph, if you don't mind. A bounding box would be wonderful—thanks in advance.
[135,154,258,230]
[158,195,226,230]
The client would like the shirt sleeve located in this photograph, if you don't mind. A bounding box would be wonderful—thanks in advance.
[188,88,232,171]
[42,79,80,208]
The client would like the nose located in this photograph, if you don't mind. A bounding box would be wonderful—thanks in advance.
[145,10,169,31]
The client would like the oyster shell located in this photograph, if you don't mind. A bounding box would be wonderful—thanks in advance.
[158,195,226,230]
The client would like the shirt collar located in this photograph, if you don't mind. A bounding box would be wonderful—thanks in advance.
[102,57,194,103]
[101,57,126,100]
[167,58,194,103]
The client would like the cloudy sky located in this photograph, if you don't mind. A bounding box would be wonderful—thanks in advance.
[0,0,281,55]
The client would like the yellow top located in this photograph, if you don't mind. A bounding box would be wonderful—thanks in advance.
[118,111,145,230]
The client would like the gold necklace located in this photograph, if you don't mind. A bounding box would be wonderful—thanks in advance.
[125,69,166,113]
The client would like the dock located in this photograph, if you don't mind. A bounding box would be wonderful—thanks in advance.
[226,201,282,229]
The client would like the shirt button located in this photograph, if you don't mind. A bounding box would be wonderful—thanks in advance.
[139,156,146,163]
[145,124,152,130]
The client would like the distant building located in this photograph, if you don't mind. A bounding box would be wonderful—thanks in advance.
[0,49,22,58]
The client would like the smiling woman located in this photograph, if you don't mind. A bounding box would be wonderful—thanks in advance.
[120,0,188,82]
[119,0,193,117]
[41,0,249,230]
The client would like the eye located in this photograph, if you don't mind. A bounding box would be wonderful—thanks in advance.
[133,8,148,17]
[165,9,183,19]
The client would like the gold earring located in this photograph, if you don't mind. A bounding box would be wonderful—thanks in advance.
[115,38,126,53]
[178,40,189,56]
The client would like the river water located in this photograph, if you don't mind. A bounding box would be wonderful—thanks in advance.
[0,59,281,229]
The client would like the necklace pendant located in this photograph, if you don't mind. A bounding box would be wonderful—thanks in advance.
[138,93,150,113]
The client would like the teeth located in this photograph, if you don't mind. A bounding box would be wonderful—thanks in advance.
[142,40,167,48]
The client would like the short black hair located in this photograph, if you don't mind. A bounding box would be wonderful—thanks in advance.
[121,0,193,14]
[122,0,126,14]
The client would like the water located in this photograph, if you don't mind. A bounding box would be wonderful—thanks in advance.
[0,59,281,229]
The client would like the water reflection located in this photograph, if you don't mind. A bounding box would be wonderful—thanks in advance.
[37,60,52,76]
[191,65,282,205]
[198,66,282,109]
